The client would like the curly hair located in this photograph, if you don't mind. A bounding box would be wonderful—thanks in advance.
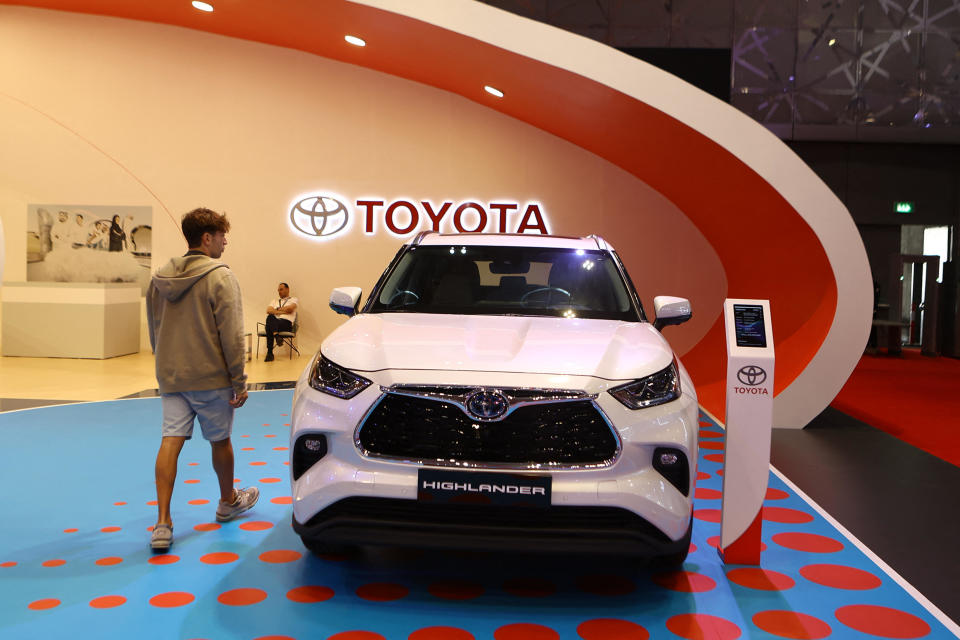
[181,208,231,247]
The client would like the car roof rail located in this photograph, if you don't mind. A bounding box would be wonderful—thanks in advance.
[585,234,609,251]
[411,231,435,246]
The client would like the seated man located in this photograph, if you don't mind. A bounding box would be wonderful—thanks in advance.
[264,282,298,361]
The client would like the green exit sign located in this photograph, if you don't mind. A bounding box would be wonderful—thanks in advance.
[895,201,914,213]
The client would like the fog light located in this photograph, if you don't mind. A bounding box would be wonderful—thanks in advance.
[659,452,679,465]
[293,434,328,480]
[304,438,324,452]
[653,447,689,496]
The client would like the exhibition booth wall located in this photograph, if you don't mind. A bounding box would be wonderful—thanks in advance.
[0,0,872,427]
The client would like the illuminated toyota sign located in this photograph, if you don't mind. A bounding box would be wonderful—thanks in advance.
[289,193,550,240]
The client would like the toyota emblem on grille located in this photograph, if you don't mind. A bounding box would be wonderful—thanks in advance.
[466,391,509,420]
[737,365,767,386]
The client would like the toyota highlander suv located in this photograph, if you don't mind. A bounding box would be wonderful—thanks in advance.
[289,232,698,564]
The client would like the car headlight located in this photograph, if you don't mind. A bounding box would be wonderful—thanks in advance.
[608,361,681,409]
[309,355,371,399]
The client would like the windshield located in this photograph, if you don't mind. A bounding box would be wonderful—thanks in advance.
[365,245,642,321]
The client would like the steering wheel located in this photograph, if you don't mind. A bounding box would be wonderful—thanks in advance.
[521,286,571,304]
[387,289,420,305]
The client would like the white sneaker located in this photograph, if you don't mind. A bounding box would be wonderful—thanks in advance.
[216,486,259,522]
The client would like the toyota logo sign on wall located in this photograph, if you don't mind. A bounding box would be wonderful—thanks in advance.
[737,365,767,386]
[466,391,509,420]
[290,195,349,238]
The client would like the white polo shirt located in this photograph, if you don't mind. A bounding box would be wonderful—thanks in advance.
[271,296,298,324]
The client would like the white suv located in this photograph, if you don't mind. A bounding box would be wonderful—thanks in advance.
[290,232,698,564]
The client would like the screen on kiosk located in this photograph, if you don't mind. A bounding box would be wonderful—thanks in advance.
[733,304,767,348]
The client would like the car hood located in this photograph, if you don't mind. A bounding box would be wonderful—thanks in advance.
[322,313,674,381]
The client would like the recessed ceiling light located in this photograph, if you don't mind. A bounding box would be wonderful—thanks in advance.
[345,35,366,47]
[484,85,504,98]
[192,1,213,12]
[828,38,837,46]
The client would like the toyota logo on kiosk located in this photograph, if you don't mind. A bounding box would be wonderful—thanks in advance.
[466,390,509,420]
[290,196,350,238]
[736,365,767,386]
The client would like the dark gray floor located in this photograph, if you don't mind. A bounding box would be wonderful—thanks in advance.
[771,407,960,627]
[0,398,79,412]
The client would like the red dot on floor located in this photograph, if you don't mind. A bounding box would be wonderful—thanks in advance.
[356,583,410,601]
[700,440,724,450]
[577,618,649,640]
[239,521,274,531]
[259,550,301,563]
[799,564,882,590]
[184,479,200,484]
[410,627,475,640]
[95,557,124,566]
[113,501,127,506]
[695,488,722,500]
[63,528,78,533]
[241,435,250,438]
[188,499,210,505]
[766,488,790,500]
[693,508,722,523]
[101,526,121,533]
[699,429,723,438]
[1,561,16,568]
[652,570,717,593]
[265,434,277,438]
[717,469,724,475]
[253,637,296,640]
[150,591,195,608]
[286,585,335,603]
[201,552,239,565]
[773,532,844,553]
[703,453,724,463]
[281,413,289,416]
[273,447,289,451]
[234,478,240,483]
[194,523,221,532]
[90,595,126,608]
[493,623,559,640]
[283,423,291,426]
[327,632,385,640]
[218,588,267,606]
[28,598,61,610]
[698,420,713,426]
[250,461,267,466]
[428,580,484,600]
[260,477,282,483]
[271,496,293,505]
[503,577,556,598]
[706,535,767,551]
[42,559,66,567]
[576,574,636,596]
[284,462,290,466]
[726,568,795,591]
[241,447,255,452]
[148,555,180,565]
[696,471,710,481]
[763,507,814,523]
[666,614,742,640]
[146,500,158,506]
[835,605,931,638]
[188,462,199,466]
[753,610,831,639]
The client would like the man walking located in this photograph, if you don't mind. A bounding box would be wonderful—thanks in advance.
[146,207,258,550]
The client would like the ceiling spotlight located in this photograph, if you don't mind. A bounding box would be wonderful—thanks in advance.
[192,1,213,12]
[828,38,837,46]
[345,35,366,47]
[484,85,504,98]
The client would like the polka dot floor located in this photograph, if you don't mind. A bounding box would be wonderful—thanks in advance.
[1,390,956,640]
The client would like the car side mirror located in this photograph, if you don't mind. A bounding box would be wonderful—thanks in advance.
[330,287,362,317]
[653,296,692,331]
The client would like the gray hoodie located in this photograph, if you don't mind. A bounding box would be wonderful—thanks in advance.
[146,254,247,396]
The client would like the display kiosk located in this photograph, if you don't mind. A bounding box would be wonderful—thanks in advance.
[719,299,774,565]
[1,282,140,359]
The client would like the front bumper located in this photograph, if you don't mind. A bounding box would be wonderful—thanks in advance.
[292,496,691,557]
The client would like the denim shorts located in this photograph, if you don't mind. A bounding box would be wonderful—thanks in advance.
[161,388,235,442]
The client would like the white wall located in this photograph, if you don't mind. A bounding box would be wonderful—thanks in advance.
[0,7,725,357]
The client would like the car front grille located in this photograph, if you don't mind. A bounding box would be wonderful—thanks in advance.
[356,391,618,467]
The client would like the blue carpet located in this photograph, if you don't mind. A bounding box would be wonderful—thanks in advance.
[0,391,954,639]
